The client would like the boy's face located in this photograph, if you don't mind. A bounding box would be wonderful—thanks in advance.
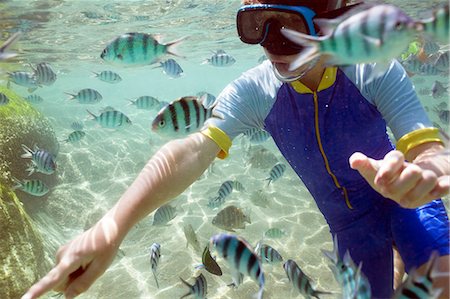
[237,3,318,79]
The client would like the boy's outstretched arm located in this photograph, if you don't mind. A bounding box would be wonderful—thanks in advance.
[22,132,221,299]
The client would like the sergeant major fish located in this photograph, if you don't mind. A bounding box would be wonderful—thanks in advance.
[129,95,160,110]
[7,71,40,92]
[210,233,265,299]
[149,242,161,289]
[266,163,287,185]
[0,32,21,60]
[30,62,57,86]
[255,243,283,264]
[282,4,420,78]
[63,130,86,143]
[152,204,176,226]
[392,251,442,299]
[283,259,332,299]
[21,144,56,175]
[86,109,132,128]
[12,177,49,196]
[180,273,207,299]
[101,32,186,66]
[0,92,9,106]
[92,70,122,83]
[66,88,102,104]
[322,235,371,299]
[152,96,213,136]
[154,58,184,78]
[207,180,235,209]
[212,205,251,232]
[203,50,236,67]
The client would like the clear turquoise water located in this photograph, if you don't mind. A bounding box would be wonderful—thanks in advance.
[0,0,448,298]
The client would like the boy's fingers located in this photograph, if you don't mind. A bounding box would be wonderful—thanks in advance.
[349,152,380,184]
[65,261,105,298]
[21,258,78,299]
[375,150,404,185]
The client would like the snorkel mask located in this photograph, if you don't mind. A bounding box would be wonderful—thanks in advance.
[236,1,351,82]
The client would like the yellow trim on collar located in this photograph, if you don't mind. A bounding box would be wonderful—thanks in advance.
[396,127,443,155]
[290,67,337,94]
[201,126,231,159]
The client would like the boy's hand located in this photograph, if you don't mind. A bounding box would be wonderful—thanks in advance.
[349,150,449,208]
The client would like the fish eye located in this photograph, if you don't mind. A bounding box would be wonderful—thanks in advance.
[395,21,404,30]
[159,120,165,127]
[117,54,123,60]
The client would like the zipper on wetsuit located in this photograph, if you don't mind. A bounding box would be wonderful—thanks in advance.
[312,91,353,209]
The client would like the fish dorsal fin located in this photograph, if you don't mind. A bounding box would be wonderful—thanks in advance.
[314,18,340,36]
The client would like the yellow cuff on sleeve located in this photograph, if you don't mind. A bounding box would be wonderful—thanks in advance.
[201,126,232,159]
[396,127,443,155]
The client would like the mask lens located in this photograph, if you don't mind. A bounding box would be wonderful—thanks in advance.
[237,6,314,45]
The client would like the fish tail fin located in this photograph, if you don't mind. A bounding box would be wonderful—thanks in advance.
[153,270,160,289]
[281,28,322,70]
[11,177,22,190]
[179,277,193,298]
[166,36,188,58]
[0,32,21,53]
[26,162,35,176]
[254,273,265,299]
[64,92,76,100]
[86,109,97,120]
[21,144,33,158]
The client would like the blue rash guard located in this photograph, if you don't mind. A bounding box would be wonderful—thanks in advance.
[202,60,449,298]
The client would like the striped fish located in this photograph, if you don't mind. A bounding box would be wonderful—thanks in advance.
[244,128,271,144]
[210,233,265,299]
[66,88,102,104]
[93,70,122,83]
[433,106,449,123]
[249,189,270,208]
[211,205,251,232]
[21,144,56,175]
[101,32,185,66]
[0,92,10,106]
[401,54,422,74]
[203,50,236,67]
[25,94,44,103]
[322,235,371,299]
[255,243,283,264]
[180,273,207,299]
[152,204,176,226]
[264,227,287,239]
[12,177,49,196]
[31,62,57,86]
[419,4,449,44]
[422,39,440,55]
[419,63,439,76]
[129,95,160,110]
[284,259,331,299]
[151,96,213,136]
[266,163,287,185]
[63,130,86,143]
[71,121,84,131]
[207,180,235,209]
[392,251,442,299]
[155,58,184,78]
[196,92,216,109]
[282,4,419,73]
[7,71,40,91]
[431,81,447,99]
[433,51,449,73]
[86,109,132,128]
[0,32,21,60]
[149,242,161,289]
